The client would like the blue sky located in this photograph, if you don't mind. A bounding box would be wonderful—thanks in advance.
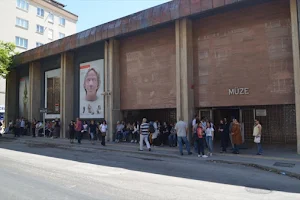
[59,0,171,32]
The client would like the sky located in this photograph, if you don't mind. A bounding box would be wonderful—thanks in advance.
[58,0,171,33]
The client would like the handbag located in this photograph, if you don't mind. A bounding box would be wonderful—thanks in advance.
[254,136,261,143]
[101,132,106,137]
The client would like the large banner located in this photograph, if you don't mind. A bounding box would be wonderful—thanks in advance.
[80,59,104,119]
[45,69,61,119]
[19,77,29,119]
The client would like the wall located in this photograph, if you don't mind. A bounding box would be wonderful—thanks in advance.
[0,0,77,52]
[193,0,294,107]
[120,25,176,110]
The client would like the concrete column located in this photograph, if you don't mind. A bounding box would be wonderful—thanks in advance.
[104,39,122,142]
[60,52,74,138]
[175,18,194,140]
[5,69,17,126]
[290,0,300,154]
[29,62,41,122]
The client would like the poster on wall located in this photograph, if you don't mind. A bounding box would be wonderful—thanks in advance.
[80,59,104,119]
[19,77,30,119]
[45,69,61,119]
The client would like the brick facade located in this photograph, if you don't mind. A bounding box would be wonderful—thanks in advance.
[193,0,294,107]
[120,25,176,110]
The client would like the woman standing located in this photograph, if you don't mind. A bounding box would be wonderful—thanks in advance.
[100,120,108,146]
[131,122,139,143]
[253,119,263,155]
[69,120,75,143]
[205,122,214,156]
[231,119,242,154]
[89,120,97,143]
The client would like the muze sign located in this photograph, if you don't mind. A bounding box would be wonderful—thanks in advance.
[228,87,249,95]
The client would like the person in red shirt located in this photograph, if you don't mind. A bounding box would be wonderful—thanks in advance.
[196,122,208,158]
[75,118,83,144]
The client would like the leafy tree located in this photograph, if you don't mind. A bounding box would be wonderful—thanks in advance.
[0,41,17,78]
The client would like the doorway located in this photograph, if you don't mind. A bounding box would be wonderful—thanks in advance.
[213,108,240,141]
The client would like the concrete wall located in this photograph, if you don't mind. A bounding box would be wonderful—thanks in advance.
[193,0,294,107]
[119,25,176,110]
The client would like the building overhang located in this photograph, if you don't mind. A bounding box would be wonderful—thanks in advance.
[14,0,274,66]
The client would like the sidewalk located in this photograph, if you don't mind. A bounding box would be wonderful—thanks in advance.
[2,134,300,179]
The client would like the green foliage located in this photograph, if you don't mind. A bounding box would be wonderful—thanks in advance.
[0,41,17,78]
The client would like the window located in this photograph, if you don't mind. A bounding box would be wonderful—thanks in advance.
[36,25,44,34]
[15,36,28,49]
[48,29,53,39]
[36,42,43,47]
[16,17,28,29]
[59,32,65,39]
[59,17,65,26]
[48,13,54,23]
[37,7,44,17]
[16,0,29,11]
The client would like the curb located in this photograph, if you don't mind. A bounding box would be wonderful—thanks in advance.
[5,137,300,179]
[207,160,300,180]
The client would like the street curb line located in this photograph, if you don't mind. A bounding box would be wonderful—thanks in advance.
[208,160,300,180]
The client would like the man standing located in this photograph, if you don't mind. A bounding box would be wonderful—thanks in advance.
[175,117,192,156]
[75,118,83,144]
[139,118,151,151]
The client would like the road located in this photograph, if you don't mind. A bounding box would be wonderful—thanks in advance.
[0,140,299,200]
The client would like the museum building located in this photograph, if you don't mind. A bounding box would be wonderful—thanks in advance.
[6,0,300,153]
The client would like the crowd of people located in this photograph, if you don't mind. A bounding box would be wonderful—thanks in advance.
[1,114,263,156]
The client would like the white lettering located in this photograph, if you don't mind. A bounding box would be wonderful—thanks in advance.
[229,89,235,95]
[228,88,250,95]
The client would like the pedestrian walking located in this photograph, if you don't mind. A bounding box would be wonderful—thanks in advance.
[75,118,83,144]
[253,119,263,155]
[100,120,107,146]
[175,117,192,156]
[139,118,151,151]
[89,120,97,143]
[231,119,242,154]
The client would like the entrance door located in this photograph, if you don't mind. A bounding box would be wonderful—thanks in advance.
[213,108,240,141]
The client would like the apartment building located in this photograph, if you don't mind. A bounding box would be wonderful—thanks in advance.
[0,0,78,120]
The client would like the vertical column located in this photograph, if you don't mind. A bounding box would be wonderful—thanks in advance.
[104,39,122,142]
[60,52,74,138]
[29,62,41,122]
[176,18,194,140]
[5,69,17,126]
[290,0,300,154]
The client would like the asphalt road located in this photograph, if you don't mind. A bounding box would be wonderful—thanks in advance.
[0,141,299,200]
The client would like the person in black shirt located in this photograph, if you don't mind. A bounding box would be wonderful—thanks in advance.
[219,119,226,153]
[69,120,75,143]
[89,120,97,143]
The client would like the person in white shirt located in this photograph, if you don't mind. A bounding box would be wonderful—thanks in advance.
[152,120,159,146]
[205,122,214,156]
[100,120,108,146]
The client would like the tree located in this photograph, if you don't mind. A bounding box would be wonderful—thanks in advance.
[0,41,17,78]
